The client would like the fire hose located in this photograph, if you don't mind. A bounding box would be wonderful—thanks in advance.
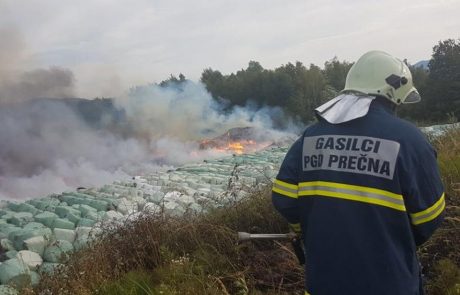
[237,232,305,265]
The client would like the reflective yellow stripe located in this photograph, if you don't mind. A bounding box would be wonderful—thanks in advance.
[272,179,299,199]
[305,291,311,295]
[298,181,406,212]
[410,193,445,225]
[274,179,299,190]
[299,181,403,200]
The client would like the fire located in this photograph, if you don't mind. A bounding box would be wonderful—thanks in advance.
[198,127,273,155]
[205,139,264,155]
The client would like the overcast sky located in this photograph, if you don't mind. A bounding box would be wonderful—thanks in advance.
[1,0,459,98]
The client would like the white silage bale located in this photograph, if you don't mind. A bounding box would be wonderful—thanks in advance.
[149,191,165,204]
[130,196,146,210]
[168,174,182,182]
[103,210,124,221]
[187,203,202,212]
[23,236,46,256]
[53,228,76,244]
[129,187,143,199]
[197,187,211,194]
[163,201,185,215]
[164,191,182,202]
[143,203,162,214]
[176,195,196,207]
[73,226,99,250]
[115,198,137,215]
[16,250,43,271]
[186,181,198,189]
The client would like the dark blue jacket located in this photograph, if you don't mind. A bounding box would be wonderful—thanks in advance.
[272,99,445,295]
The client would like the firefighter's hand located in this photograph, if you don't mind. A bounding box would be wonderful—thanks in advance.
[289,223,302,237]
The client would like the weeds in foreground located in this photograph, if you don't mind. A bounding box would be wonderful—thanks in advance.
[23,188,302,295]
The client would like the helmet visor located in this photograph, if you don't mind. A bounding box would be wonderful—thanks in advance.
[403,90,421,103]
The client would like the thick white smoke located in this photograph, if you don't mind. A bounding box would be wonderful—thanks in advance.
[0,80,299,200]
[0,28,75,104]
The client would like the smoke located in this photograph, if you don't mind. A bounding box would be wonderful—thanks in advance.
[0,28,75,103]
[0,81,299,200]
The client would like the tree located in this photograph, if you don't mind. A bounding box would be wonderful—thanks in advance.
[323,57,353,92]
[425,39,460,121]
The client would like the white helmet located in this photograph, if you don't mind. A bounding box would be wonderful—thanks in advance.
[341,50,421,105]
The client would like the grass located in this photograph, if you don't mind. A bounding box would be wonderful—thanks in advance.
[17,126,460,295]
[421,126,460,294]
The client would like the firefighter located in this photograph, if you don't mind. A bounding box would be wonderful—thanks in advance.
[272,50,445,295]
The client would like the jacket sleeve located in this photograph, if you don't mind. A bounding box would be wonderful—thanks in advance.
[272,137,302,225]
[400,135,445,246]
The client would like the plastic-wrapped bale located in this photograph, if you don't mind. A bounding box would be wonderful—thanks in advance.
[23,222,46,231]
[14,203,39,216]
[29,271,40,286]
[34,212,59,228]
[174,194,196,208]
[53,228,76,244]
[148,191,165,204]
[9,228,52,251]
[5,250,18,259]
[0,258,30,286]
[43,240,73,263]
[78,204,97,217]
[87,199,109,211]
[23,236,46,256]
[51,218,75,230]
[103,210,124,222]
[1,239,15,252]
[9,212,34,227]
[0,224,21,238]
[0,284,18,294]
[0,212,15,224]
[163,201,185,215]
[84,211,99,221]
[77,218,96,227]
[54,205,81,224]
[73,226,99,251]
[114,198,137,215]
[16,250,43,271]
[130,196,146,210]
[31,197,60,211]
[143,202,162,214]
[5,203,20,212]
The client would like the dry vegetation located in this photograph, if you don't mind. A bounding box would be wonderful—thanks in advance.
[16,127,460,295]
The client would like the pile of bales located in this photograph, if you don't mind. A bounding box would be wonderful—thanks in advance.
[0,145,289,289]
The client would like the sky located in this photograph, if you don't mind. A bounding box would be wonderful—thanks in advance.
[1,0,459,98]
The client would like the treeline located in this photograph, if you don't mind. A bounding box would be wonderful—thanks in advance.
[200,59,352,123]
[160,38,459,125]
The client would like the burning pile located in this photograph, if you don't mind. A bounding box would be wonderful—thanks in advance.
[199,127,273,155]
